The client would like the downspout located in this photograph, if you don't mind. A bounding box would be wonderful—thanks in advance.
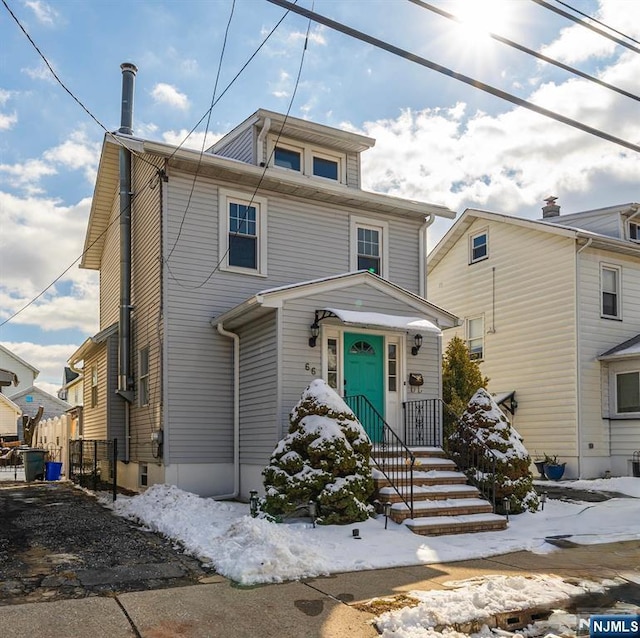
[215,322,240,499]
[257,117,271,166]
[116,63,138,463]
[575,237,593,478]
[419,214,435,298]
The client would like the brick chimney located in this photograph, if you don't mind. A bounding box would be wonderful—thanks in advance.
[542,196,560,218]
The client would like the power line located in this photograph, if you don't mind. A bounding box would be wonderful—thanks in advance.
[553,0,640,46]
[410,0,640,103]
[266,0,640,154]
[166,4,314,291]
[531,0,640,54]
[1,0,159,171]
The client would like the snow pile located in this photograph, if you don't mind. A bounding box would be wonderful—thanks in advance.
[559,477,640,498]
[375,574,605,637]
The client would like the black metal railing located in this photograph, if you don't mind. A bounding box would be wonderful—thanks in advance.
[441,402,497,510]
[403,398,443,447]
[68,439,118,501]
[344,395,414,518]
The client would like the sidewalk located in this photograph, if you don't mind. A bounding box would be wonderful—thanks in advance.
[2,539,639,638]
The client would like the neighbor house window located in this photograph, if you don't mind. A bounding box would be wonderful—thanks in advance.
[90,365,98,408]
[601,264,621,319]
[627,221,640,242]
[138,346,149,407]
[219,189,268,275]
[350,216,389,277]
[469,231,488,264]
[616,371,640,413]
[467,317,484,360]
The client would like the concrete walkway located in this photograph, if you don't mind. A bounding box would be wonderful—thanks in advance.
[2,540,639,638]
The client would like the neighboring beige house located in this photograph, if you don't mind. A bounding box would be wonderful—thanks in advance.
[58,367,84,407]
[428,201,640,479]
[0,343,39,394]
[70,70,459,499]
[0,392,21,439]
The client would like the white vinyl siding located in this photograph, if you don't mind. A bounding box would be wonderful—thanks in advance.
[429,218,578,460]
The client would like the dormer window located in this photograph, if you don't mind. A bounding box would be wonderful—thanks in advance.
[269,135,345,183]
[627,220,640,242]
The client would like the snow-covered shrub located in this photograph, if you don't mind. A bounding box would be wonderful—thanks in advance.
[262,379,374,525]
[458,388,539,514]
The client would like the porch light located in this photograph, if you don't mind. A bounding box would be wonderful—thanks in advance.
[411,333,423,356]
[249,490,259,518]
[309,319,320,348]
[502,496,511,522]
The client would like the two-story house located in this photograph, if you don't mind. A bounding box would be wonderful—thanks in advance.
[428,199,640,479]
[70,64,459,498]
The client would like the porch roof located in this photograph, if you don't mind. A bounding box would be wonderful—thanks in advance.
[598,333,640,361]
[321,308,440,333]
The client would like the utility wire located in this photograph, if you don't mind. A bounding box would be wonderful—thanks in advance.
[266,0,640,154]
[553,0,640,46]
[166,4,314,290]
[411,0,640,103]
[531,0,640,54]
[1,0,159,170]
[166,0,237,261]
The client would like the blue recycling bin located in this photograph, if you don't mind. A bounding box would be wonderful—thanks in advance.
[23,449,47,481]
[45,461,63,481]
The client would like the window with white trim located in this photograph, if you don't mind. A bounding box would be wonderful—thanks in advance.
[467,317,484,360]
[601,264,621,319]
[616,371,640,414]
[388,343,397,392]
[627,220,640,242]
[268,136,345,183]
[350,216,389,277]
[469,230,488,264]
[90,365,98,408]
[327,338,338,390]
[218,189,268,275]
[138,346,149,407]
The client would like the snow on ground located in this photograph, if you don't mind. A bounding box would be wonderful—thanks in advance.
[108,481,640,586]
[549,477,640,498]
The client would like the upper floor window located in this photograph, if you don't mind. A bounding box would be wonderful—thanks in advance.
[627,220,640,242]
[601,264,621,319]
[350,215,389,277]
[616,371,640,414]
[138,346,149,407]
[219,188,268,276]
[90,365,98,408]
[469,230,488,264]
[467,316,484,360]
[269,136,345,183]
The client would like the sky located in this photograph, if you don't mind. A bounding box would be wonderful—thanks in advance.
[1,0,639,395]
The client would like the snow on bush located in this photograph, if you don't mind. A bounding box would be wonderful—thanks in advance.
[262,379,374,525]
[459,388,539,514]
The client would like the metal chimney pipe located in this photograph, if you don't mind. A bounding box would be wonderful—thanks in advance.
[118,62,138,135]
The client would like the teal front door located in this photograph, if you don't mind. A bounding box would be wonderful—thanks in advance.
[344,332,384,441]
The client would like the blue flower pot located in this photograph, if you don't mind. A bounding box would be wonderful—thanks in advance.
[544,463,566,481]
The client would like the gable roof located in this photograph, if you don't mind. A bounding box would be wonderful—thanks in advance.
[208,108,376,155]
[428,207,640,273]
[598,333,640,361]
[0,343,39,377]
[214,270,458,330]
[8,385,71,417]
[82,131,456,270]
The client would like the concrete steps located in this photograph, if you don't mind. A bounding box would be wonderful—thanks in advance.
[372,447,507,536]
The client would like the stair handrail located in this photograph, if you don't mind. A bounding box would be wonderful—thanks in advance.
[439,399,498,510]
[343,395,415,519]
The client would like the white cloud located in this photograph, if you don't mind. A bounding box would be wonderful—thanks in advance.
[151,83,190,110]
[0,159,57,194]
[161,129,221,150]
[23,62,57,83]
[24,0,59,25]
[0,111,17,131]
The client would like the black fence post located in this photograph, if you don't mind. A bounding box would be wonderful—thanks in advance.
[112,439,118,502]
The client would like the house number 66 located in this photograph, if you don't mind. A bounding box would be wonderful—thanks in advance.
[305,363,317,375]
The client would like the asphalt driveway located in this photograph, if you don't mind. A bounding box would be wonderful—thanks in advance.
[0,481,215,605]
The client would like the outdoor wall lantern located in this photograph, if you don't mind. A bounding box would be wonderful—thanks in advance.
[309,319,320,348]
[411,333,423,356]
[249,490,259,518]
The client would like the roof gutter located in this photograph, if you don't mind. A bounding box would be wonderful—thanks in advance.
[257,116,271,166]
[213,322,240,500]
[419,214,435,298]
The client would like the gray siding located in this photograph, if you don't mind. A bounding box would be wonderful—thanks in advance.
[346,152,359,188]
[213,128,255,164]
[548,212,622,238]
[239,314,278,464]
[105,333,126,456]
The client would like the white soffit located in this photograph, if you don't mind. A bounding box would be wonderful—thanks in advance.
[323,308,441,333]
